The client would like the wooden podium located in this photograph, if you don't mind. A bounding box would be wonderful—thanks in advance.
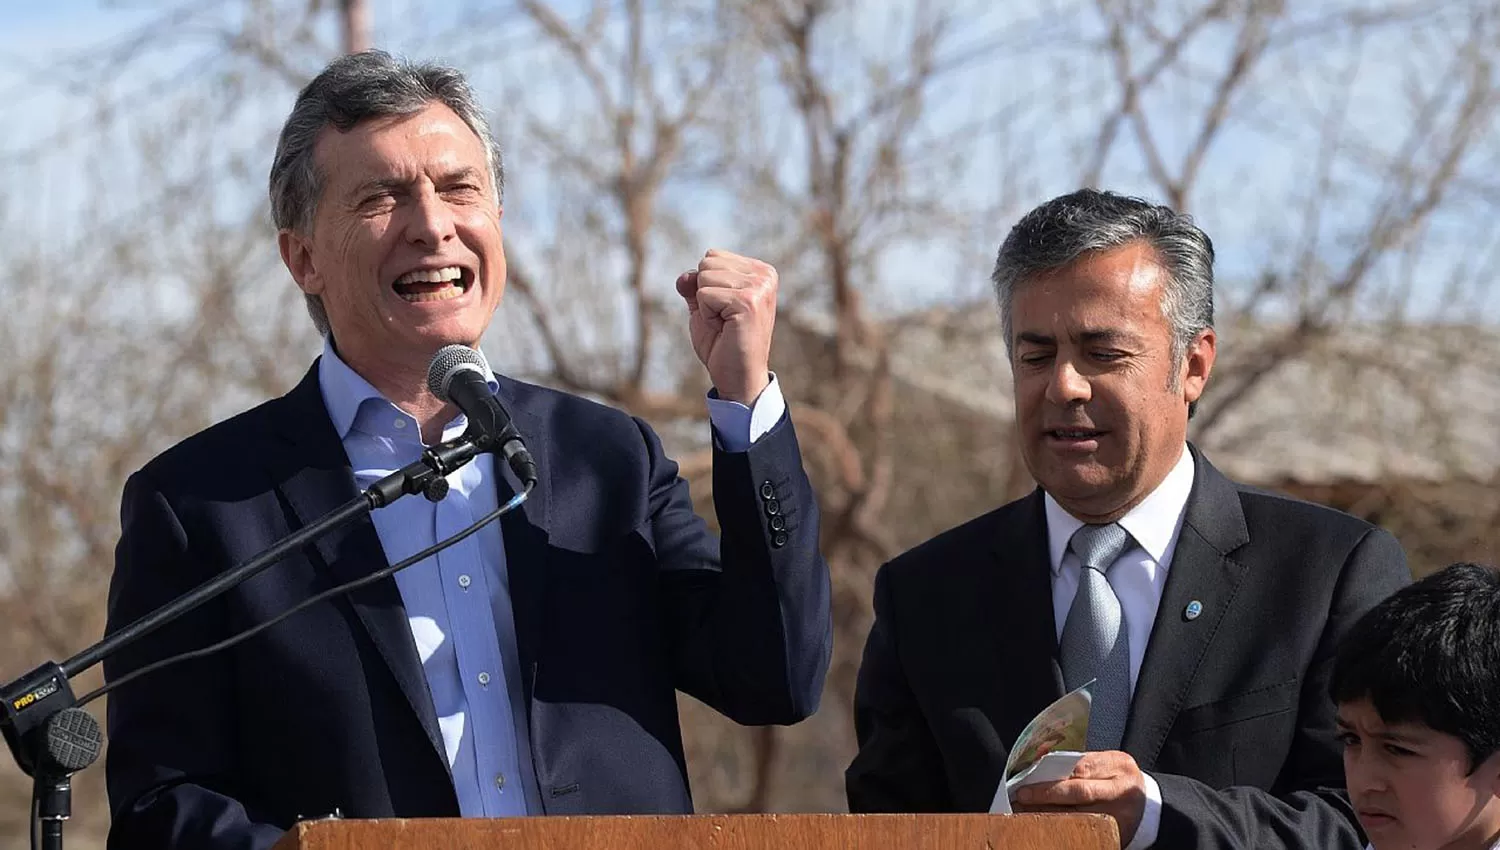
[271,813,1119,849]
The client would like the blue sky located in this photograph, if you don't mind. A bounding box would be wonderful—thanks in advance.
[4,0,1496,326]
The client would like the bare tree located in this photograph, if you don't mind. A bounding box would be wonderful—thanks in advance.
[1068,1,1500,440]
[341,0,372,53]
[500,0,735,421]
[3,3,1499,846]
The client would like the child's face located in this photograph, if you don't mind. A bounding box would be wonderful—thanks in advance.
[1338,698,1500,850]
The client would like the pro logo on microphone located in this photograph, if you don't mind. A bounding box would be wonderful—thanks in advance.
[11,678,60,712]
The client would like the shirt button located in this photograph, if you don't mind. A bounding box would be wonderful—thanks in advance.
[477,671,491,686]
[495,773,506,790]
[458,574,472,589]
[393,418,407,429]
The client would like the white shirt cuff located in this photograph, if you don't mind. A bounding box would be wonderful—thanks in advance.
[705,373,785,452]
[1125,772,1162,850]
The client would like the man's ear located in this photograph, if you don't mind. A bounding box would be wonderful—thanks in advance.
[278,229,322,296]
[1182,327,1217,405]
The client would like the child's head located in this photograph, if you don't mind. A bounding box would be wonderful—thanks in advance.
[1331,562,1500,850]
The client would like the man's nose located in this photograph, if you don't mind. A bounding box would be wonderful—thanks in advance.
[1045,359,1091,407]
[404,189,456,246]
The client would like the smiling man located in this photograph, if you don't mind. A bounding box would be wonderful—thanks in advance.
[101,51,831,849]
[846,189,1410,849]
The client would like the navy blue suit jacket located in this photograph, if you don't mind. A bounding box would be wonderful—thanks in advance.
[103,362,832,849]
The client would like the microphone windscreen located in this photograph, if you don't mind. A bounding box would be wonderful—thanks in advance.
[426,345,489,402]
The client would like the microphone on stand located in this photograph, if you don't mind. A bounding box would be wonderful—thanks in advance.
[426,345,539,488]
[0,349,543,850]
[31,708,101,850]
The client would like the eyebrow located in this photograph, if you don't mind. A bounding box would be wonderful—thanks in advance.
[349,167,487,199]
[1015,328,1140,346]
[1334,719,1427,745]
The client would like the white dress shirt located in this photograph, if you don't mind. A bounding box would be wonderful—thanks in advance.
[1044,444,1196,850]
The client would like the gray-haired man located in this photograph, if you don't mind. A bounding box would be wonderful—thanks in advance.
[846,189,1409,849]
[103,50,831,849]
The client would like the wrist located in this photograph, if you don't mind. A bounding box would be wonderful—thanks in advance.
[714,371,770,406]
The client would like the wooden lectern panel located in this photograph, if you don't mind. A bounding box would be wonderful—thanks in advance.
[273,812,1119,850]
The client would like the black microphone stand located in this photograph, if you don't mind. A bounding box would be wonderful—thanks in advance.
[0,432,491,850]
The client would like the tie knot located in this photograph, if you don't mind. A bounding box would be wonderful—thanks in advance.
[1069,522,1132,573]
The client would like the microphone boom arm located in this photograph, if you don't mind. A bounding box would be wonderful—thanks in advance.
[0,431,487,780]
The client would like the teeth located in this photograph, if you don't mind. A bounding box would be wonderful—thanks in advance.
[397,285,465,303]
[394,266,463,285]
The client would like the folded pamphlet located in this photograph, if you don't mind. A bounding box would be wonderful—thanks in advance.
[989,680,1094,814]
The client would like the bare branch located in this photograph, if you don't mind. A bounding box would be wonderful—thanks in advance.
[1082,0,1230,185]
[1177,3,1275,197]
[518,0,620,117]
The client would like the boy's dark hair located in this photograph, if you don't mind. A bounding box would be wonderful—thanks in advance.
[1331,562,1500,772]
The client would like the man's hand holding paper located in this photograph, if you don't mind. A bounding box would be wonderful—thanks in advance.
[1013,750,1150,847]
[987,679,1151,847]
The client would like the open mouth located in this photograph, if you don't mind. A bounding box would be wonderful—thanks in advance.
[1047,428,1106,442]
[392,266,473,302]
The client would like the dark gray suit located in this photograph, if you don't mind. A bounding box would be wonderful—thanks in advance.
[846,445,1409,849]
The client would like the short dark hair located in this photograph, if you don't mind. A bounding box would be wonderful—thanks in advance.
[1330,561,1500,772]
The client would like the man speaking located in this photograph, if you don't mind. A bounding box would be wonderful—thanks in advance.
[102,50,831,848]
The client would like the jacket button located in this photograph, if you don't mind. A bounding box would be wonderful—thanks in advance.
[764,498,780,516]
[772,531,788,548]
[760,481,776,500]
[769,515,786,531]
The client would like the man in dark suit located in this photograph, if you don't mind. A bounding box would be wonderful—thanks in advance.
[845,189,1410,849]
[103,51,831,849]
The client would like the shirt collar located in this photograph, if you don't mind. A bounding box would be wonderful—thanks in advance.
[1044,444,1197,575]
[315,337,498,441]
[317,336,388,441]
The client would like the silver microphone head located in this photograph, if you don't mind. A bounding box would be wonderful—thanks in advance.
[426,345,490,402]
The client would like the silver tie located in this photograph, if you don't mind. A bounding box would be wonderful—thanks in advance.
[1059,522,1134,751]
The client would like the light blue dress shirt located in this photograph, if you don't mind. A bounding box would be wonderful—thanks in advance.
[316,338,785,816]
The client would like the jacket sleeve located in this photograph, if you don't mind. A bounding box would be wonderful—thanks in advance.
[644,410,833,727]
[104,468,286,850]
[845,562,955,812]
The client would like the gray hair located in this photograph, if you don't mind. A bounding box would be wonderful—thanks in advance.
[991,188,1215,387]
[269,50,505,335]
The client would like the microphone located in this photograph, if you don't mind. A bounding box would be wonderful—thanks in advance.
[426,345,539,488]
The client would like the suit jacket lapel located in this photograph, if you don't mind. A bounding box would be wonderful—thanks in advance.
[1122,446,1251,767]
[267,362,449,771]
[492,376,551,706]
[985,490,1067,748]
